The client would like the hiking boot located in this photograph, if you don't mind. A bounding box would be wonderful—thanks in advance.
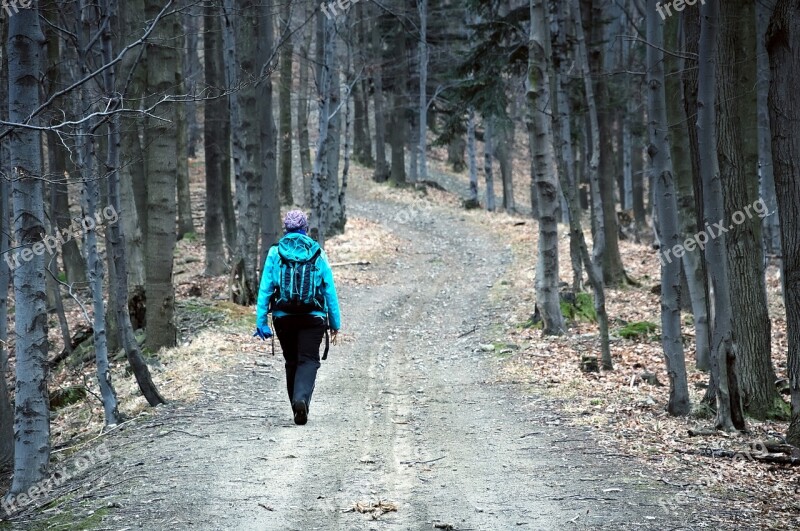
[292,401,308,425]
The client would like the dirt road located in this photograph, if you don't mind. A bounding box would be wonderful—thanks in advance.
[31,189,694,530]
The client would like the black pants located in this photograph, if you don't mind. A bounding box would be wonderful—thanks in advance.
[273,314,326,408]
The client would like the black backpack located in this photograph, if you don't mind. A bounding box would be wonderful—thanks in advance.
[271,247,325,314]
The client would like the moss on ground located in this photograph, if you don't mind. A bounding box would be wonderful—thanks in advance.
[617,321,658,340]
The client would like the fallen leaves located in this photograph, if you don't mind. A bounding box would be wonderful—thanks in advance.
[349,499,398,519]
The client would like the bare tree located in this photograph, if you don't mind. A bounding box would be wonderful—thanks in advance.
[767,0,800,446]
[143,0,179,349]
[203,1,228,276]
[7,5,51,493]
[698,0,745,431]
[528,0,564,337]
[278,0,293,205]
[76,0,120,425]
[418,0,428,182]
[647,0,689,415]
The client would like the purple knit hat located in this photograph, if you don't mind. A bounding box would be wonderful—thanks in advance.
[283,210,309,233]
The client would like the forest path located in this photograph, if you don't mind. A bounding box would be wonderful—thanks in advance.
[69,185,686,530]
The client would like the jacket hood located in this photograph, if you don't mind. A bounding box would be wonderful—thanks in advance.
[277,232,320,262]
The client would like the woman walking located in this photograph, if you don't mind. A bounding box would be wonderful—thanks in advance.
[254,211,341,425]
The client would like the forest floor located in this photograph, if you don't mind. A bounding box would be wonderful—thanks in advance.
[1,157,797,530]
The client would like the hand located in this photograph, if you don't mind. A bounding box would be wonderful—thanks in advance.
[253,326,273,340]
[330,330,339,345]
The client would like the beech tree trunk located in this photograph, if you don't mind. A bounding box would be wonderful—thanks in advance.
[719,0,780,420]
[117,0,147,321]
[78,0,120,425]
[766,0,800,446]
[203,3,227,275]
[278,0,293,205]
[310,11,336,247]
[666,15,710,372]
[7,6,51,493]
[529,0,565,337]
[647,2,690,415]
[698,0,745,432]
[571,0,606,301]
[418,0,428,182]
[260,0,281,258]
[144,0,179,349]
[483,118,496,212]
[223,0,261,304]
[297,2,313,204]
[758,0,781,260]
[370,6,389,183]
[466,108,479,207]
[0,57,13,466]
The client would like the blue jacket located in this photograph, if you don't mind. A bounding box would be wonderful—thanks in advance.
[256,233,341,331]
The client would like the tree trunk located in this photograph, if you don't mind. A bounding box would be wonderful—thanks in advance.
[466,108,479,207]
[553,0,583,293]
[766,0,800,445]
[483,118,496,212]
[591,0,627,287]
[116,0,147,320]
[260,0,281,260]
[528,0,565,337]
[647,2,690,416]
[203,3,227,276]
[757,0,781,260]
[554,77,611,370]
[176,77,195,239]
[388,92,407,186]
[183,0,200,157]
[43,8,85,286]
[571,0,606,300]
[719,0,780,420]
[144,0,178,348]
[78,1,120,425]
[666,14,710,372]
[223,0,261,305]
[418,0,428,182]
[352,3,372,167]
[297,22,313,205]
[0,88,13,468]
[371,7,389,183]
[278,0,293,205]
[497,119,515,213]
[310,11,336,247]
[325,37,345,237]
[7,6,51,493]
[102,15,166,408]
[698,0,745,432]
